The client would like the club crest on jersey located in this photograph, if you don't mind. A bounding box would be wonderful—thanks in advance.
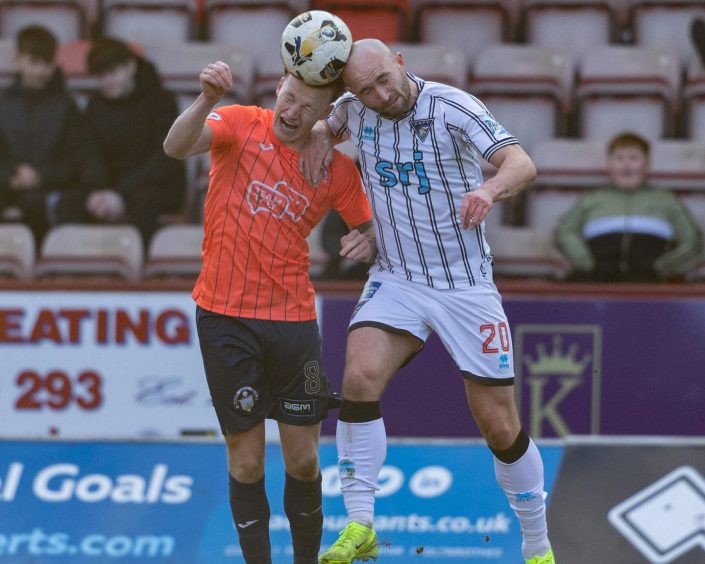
[410,119,433,142]
[246,180,310,222]
[234,386,259,412]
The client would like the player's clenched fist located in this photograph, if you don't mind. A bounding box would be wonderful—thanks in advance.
[200,61,233,100]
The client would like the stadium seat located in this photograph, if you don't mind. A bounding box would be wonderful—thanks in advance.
[415,0,513,69]
[576,45,681,141]
[144,224,203,279]
[648,139,705,242]
[469,45,574,152]
[253,40,286,109]
[311,0,410,43]
[0,0,85,43]
[684,56,705,141]
[0,224,36,280]
[36,224,144,281]
[649,139,705,189]
[389,42,467,88]
[141,41,254,106]
[630,0,705,69]
[205,0,295,70]
[523,0,617,63]
[485,225,570,279]
[526,137,608,231]
[101,0,195,45]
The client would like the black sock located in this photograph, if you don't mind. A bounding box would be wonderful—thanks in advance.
[229,474,271,564]
[284,472,323,562]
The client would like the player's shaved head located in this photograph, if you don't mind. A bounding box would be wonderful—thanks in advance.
[343,39,395,86]
[342,39,417,118]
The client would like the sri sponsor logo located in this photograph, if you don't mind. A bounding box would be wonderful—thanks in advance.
[0,463,193,504]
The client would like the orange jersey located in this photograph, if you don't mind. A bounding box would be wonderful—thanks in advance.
[193,105,371,321]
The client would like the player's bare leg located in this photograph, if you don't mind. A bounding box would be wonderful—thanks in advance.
[465,381,554,563]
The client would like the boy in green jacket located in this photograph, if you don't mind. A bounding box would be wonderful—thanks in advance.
[556,132,702,282]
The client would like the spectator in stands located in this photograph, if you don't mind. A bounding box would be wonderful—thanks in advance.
[55,37,185,246]
[556,132,702,282]
[0,25,83,246]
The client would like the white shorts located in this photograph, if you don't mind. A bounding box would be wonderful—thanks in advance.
[349,270,514,385]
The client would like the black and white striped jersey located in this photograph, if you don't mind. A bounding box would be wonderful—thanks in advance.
[328,74,519,289]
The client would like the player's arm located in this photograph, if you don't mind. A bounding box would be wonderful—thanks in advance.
[299,119,346,186]
[460,144,537,229]
[163,61,233,159]
[340,220,376,263]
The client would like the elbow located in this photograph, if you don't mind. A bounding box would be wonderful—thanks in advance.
[524,155,538,185]
[163,140,187,160]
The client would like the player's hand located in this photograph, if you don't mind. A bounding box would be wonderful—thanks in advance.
[200,61,233,101]
[340,229,375,263]
[299,121,334,186]
[460,187,493,229]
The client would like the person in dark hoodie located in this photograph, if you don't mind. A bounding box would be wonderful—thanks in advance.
[56,37,185,245]
[0,25,83,245]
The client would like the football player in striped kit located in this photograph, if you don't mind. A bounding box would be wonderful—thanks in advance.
[305,39,555,564]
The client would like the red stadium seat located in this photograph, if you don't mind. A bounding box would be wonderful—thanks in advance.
[101,0,196,44]
[415,0,513,68]
[311,0,410,43]
[36,225,144,281]
[630,0,705,70]
[523,0,617,64]
[469,45,575,152]
[576,45,681,142]
[0,0,85,42]
[0,224,36,280]
[204,0,295,70]
[144,224,203,279]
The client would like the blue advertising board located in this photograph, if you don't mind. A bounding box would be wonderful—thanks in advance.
[0,439,563,563]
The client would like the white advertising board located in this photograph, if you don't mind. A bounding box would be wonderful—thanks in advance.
[0,291,223,438]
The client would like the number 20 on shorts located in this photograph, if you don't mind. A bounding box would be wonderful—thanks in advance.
[480,322,510,353]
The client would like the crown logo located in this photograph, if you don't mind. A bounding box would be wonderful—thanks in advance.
[523,335,591,377]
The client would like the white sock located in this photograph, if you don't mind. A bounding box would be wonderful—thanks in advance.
[493,438,551,559]
[336,417,387,528]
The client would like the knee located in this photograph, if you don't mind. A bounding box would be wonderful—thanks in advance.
[342,363,379,401]
[484,423,520,452]
[228,448,264,483]
[285,451,319,482]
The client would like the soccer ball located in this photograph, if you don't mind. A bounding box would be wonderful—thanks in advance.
[280,10,352,86]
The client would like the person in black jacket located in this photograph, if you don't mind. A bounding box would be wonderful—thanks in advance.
[56,37,186,245]
[0,26,83,245]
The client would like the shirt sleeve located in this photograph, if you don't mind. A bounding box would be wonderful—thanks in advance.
[326,94,354,140]
[329,153,372,228]
[445,92,518,162]
[206,104,247,151]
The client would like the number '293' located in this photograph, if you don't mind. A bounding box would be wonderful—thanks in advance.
[15,370,103,410]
